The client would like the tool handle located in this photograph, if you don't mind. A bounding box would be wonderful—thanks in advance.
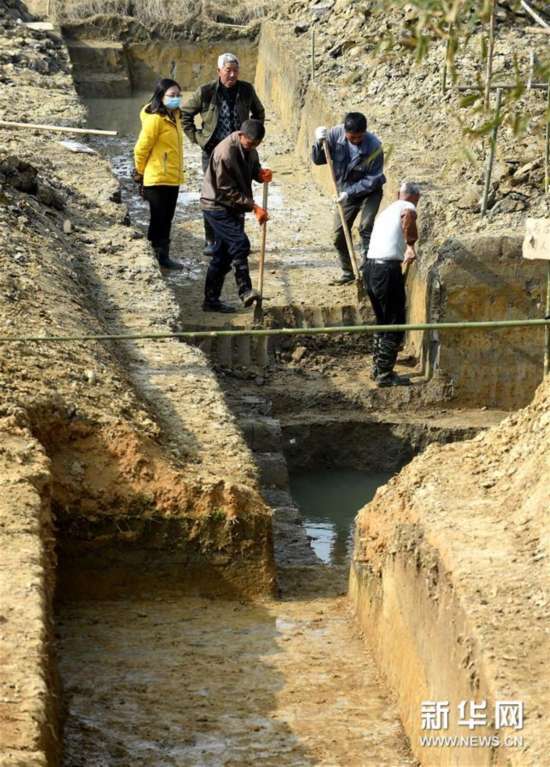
[323,139,359,279]
[257,182,269,297]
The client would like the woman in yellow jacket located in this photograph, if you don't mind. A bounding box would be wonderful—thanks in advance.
[134,78,185,270]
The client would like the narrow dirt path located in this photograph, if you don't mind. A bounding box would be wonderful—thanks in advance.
[166,113,364,329]
[57,572,416,767]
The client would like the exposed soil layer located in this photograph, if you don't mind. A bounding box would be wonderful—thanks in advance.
[0,426,58,767]
[351,377,550,766]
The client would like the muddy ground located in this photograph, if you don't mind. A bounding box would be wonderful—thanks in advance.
[57,569,418,767]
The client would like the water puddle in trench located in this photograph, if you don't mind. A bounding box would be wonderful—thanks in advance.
[289,470,393,566]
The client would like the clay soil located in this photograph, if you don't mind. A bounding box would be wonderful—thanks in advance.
[57,569,418,767]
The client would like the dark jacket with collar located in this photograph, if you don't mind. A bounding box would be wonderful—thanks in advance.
[312,124,386,199]
[200,132,262,214]
[182,79,265,151]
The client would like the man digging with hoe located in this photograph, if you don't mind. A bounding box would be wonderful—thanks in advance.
[312,112,386,285]
[200,119,272,313]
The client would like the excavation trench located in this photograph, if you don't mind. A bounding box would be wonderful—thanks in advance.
[56,412,459,766]
[52,33,504,767]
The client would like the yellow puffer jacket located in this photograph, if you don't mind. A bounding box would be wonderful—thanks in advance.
[134,106,185,187]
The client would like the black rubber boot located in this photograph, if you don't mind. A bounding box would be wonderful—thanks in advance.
[241,289,260,308]
[202,300,236,313]
[375,371,411,387]
[330,273,355,286]
[371,333,381,380]
[154,239,183,271]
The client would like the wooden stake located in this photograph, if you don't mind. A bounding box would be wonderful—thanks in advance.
[481,87,502,218]
[545,84,550,195]
[311,28,316,81]
[484,0,496,111]
[441,23,453,94]
[0,120,117,136]
[545,262,550,375]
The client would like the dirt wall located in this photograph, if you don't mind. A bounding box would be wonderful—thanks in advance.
[0,424,58,767]
[350,377,550,766]
[429,234,546,409]
[67,37,258,96]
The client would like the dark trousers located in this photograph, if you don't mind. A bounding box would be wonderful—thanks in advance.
[202,150,215,245]
[333,189,383,276]
[203,208,252,302]
[363,259,406,376]
[143,185,179,245]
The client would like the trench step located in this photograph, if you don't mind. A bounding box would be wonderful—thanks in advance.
[191,334,270,370]
[264,302,371,329]
[67,39,127,75]
[72,72,131,98]
[255,451,289,489]
[238,417,283,452]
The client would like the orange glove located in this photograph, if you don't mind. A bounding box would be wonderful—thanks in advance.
[258,168,273,183]
[253,204,269,225]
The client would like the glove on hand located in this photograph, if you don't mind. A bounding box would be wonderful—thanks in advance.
[258,168,273,183]
[315,126,328,142]
[337,191,348,203]
[253,204,269,225]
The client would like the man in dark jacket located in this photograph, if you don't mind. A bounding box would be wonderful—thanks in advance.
[182,53,265,253]
[201,119,271,313]
[312,112,386,285]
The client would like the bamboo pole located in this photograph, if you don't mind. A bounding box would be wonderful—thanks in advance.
[480,87,502,217]
[441,23,453,94]
[322,139,360,279]
[484,0,496,111]
[0,120,117,137]
[545,84,550,195]
[0,318,548,345]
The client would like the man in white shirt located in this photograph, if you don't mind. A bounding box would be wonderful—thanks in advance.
[364,181,421,387]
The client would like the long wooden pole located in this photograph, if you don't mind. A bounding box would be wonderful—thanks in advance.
[480,87,502,217]
[484,0,496,111]
[322,139,359,279]
[0,120,117,137]
[545,84,550,195]
[254,182,269,323]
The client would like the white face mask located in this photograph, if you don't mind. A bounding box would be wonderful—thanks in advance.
[163,95,182,109]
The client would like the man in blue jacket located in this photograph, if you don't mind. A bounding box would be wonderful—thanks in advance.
[312,112,386,285]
